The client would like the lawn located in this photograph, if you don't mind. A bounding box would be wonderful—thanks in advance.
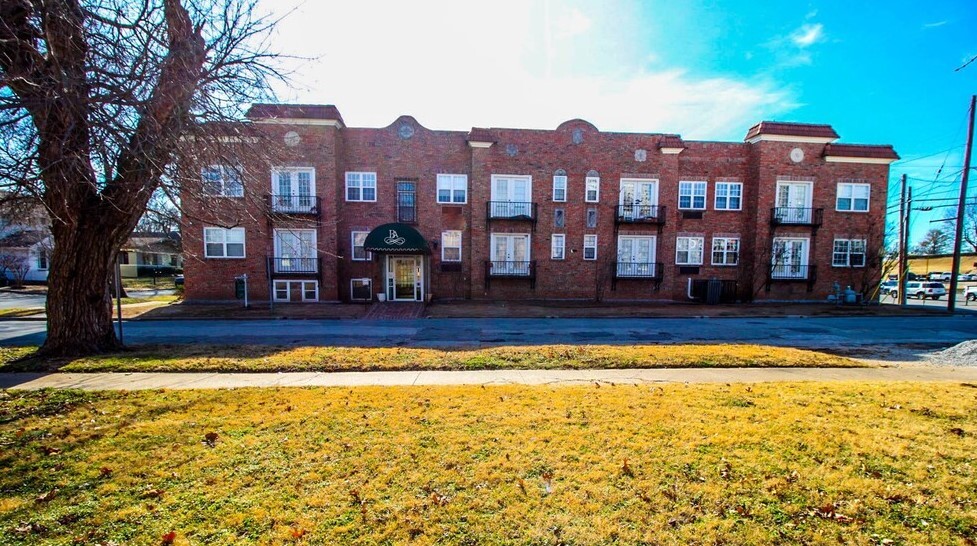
[1,383,975,545]
[0,343,863,373]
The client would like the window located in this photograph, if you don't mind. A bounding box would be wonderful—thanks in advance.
[837,183,870,212]
[202,165,243,197]
[551,234,565,260]
[586,208,597,228]
[442,231,462,262]
[678,181,707,210]
[553,175,567,202]
[832,239,866,267]
[345,172,377,202]
[37,249,49,270]
[711,237,740,266]
[274,280,318,302]
[714,182,742,211]
[397,181,417,223]
[437,174,468,204]
[350,278,372,301]
[204,227,245,258]
[675,236,704,265]
[351,231,371,261]
[554,208,565,228]
[583,234,597,260]
[585,176,600,202]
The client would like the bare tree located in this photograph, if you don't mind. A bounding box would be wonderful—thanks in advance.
[913,227,952,255]
[0,0,283,355]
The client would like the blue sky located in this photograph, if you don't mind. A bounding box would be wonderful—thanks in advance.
[262,0,975,247]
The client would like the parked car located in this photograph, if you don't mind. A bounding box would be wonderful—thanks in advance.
[958,273,976,282]
[879,280,899,295]
[928,272,945,281]
[966,285,977,301]
[906,272,920,281]
[940,272,954,282]
[174,274,185,287]
[892,281,946,300]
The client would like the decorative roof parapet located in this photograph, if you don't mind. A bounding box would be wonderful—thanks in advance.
[658,134,686,154]
[245,104,345,127]
[467,127,497,148]
[823,143,899,164]
[745,121,839,143]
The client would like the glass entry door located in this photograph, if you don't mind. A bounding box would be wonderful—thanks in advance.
[388,256,422,301]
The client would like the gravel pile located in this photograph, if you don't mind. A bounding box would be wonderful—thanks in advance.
[928,340,977,367]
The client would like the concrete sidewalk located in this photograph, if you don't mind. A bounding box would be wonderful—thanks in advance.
[3,366,977,390]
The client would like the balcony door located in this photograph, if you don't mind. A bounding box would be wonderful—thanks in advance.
[490,233,530,275]
[273,168,315,212]
[619,179,658,219]
[274,229,317,273]
[775,181,812,223]
[617,235,656,277]
[491,175,532,217]
[771,237,809,279]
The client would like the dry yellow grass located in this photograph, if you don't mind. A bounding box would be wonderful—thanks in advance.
[1,383,975,545]
[2,343,864,373]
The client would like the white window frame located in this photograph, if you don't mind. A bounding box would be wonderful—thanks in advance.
[489,233,532,275]
[351,231,371,261]
[711,237,740,266]
[345,171,377,202]
[553,175,567,202]
[350,278,373,301]
[832,238,867,267]
[714,182,743,211]
[437,174,468,204]
[441,230,462,262]
[678,181,707,210]
[771,237,811,279]
[273,280,319,302]
[201,165,244,197]
[583,234,598,261]
[203,227,245,259]
[36,249,49,271]
[551,234,565,260]
[675,236,704,265]
[585,176,600,203]
[836,182,870,212]
[616,235,657,278]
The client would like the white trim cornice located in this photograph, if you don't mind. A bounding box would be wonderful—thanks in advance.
[745,134,836,144]
[824,156,896,165]
[253,118,344,128]
[660,147,685,155]
[468,141,494,148]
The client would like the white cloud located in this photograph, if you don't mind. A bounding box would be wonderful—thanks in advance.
[260,0,796,140]
[791,23,824,48]
[923,20,947,28]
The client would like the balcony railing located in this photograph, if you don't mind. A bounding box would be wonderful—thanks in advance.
[268,194,321,215]
[770,263,816,281]
[267,256,320,275]
[485,260,537,289]
[486,201,537,220]
[612,261,663,279]
[615,205,665,225]
[770,207,823,227]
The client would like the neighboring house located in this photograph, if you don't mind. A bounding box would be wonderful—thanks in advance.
[181,103,897,304]
[0,201,51,284]
[119,232,183,278]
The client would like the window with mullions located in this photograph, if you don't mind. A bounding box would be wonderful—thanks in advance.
[678,181,707,210]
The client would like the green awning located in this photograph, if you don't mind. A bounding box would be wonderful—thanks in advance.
[363,223,430,254]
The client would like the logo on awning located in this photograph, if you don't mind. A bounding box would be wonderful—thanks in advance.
[384,230,406,246]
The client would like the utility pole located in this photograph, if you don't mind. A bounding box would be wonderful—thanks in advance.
[901,186,911,307]
[898,174,908,307]
[948,94,976,313]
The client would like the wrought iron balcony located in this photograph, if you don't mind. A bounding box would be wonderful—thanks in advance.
[267,256,321,276]
[267,194,321,216]
[770,207,823,227]
[615,205,665,225]
[612,261,663,279]
[769,263,816,281]
[486,201,537,220]
[484,260,536,289]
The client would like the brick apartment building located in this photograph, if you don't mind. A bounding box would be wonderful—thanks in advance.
[181,104,898,305]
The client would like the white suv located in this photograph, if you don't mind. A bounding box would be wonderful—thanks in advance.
[966,285,977,302]
[893,281,946,300]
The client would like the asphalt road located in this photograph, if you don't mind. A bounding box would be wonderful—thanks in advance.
[1,315,975,348]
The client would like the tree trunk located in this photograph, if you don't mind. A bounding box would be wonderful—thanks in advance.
[41,227,121,356]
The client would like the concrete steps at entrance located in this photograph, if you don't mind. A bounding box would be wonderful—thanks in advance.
[364,302,426,320]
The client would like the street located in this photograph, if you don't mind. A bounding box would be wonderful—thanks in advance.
[0,315,975,349]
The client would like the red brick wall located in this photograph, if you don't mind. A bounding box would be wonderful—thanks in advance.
[182,115,892,305]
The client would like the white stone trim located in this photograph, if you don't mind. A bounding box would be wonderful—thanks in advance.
[745,134,836,144]
[660,147,685,155]
[253,118,344,128]
[824,155,896,165]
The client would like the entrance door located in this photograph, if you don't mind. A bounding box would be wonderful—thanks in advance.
[388,256,422,301]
